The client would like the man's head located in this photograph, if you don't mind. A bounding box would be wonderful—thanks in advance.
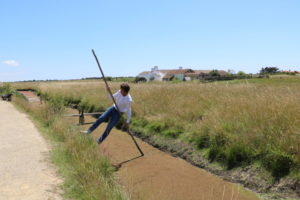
[120,83,130,96]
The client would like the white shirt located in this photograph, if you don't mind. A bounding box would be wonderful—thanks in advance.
[111,90,132,123]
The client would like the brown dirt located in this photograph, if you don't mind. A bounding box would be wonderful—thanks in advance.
[80,116,261,200]
[0,100,62,200]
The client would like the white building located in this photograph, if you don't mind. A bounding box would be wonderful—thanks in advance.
[136,66,194,82]
[136,66,165,82]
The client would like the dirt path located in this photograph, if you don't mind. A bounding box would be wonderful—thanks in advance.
[80,116,261,200]
[0,101,62,200]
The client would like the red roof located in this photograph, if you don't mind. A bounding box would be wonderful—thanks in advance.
[159,69,194,74]
[139,71,150,75]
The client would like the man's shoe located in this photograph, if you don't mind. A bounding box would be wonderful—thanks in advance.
[80,130,90,134]
[97,138,102,145]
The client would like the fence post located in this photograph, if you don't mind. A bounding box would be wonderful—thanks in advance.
[79,110,85,125]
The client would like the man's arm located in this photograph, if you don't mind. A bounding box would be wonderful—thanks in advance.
[126,104,132,124]
[108,90,120,100]
[122,105,131,131]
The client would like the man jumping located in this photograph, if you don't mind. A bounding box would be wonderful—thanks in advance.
[81,83,132,144]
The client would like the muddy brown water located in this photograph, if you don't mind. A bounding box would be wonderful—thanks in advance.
[72,113,261,200]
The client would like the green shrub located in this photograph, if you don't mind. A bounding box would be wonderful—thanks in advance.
[40,92,50,101]
[194,133,210,149]
[225,144,253,169]
[78,100,89,112]
[213,133,228,147]
[86,104,95,113]
[0,83,14,94]
[162,128,182,138]
[49,96,65,113]
[132,118,148,127]
[262,150,294,178]
[65,96,81,106]
[208,145,226,163]
[209,69,220,77]
[207,133,228,163]
[208,145,219,161]
[145,121,167,133]
[106,76,113,81]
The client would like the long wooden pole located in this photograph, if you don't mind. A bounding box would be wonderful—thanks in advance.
[91,49,144,156]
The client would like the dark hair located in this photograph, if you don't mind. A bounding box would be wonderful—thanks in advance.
[120,83,130,93]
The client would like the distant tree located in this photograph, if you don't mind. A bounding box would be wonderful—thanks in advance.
[135,77,147,83]
[172,76,181,82]
[209,69,220,77]
[149,77,155,81]
[260,67,280,74]
[106,76,112,81]
[237,71,246,76]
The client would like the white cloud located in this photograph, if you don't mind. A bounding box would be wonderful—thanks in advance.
[2,60,20,66]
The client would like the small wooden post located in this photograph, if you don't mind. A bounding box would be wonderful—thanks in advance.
[79,110,85,125]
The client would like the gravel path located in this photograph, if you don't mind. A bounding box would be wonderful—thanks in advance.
[0,101,62,200]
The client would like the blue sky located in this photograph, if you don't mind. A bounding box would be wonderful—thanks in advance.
[1,0,299,81]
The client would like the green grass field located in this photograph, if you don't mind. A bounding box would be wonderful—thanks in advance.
[11,76,300,179]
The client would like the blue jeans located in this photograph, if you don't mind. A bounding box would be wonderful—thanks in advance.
[87,106,121,143]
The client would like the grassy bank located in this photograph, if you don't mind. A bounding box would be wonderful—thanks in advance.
[12,94,129,200]
[11,77,300,180]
